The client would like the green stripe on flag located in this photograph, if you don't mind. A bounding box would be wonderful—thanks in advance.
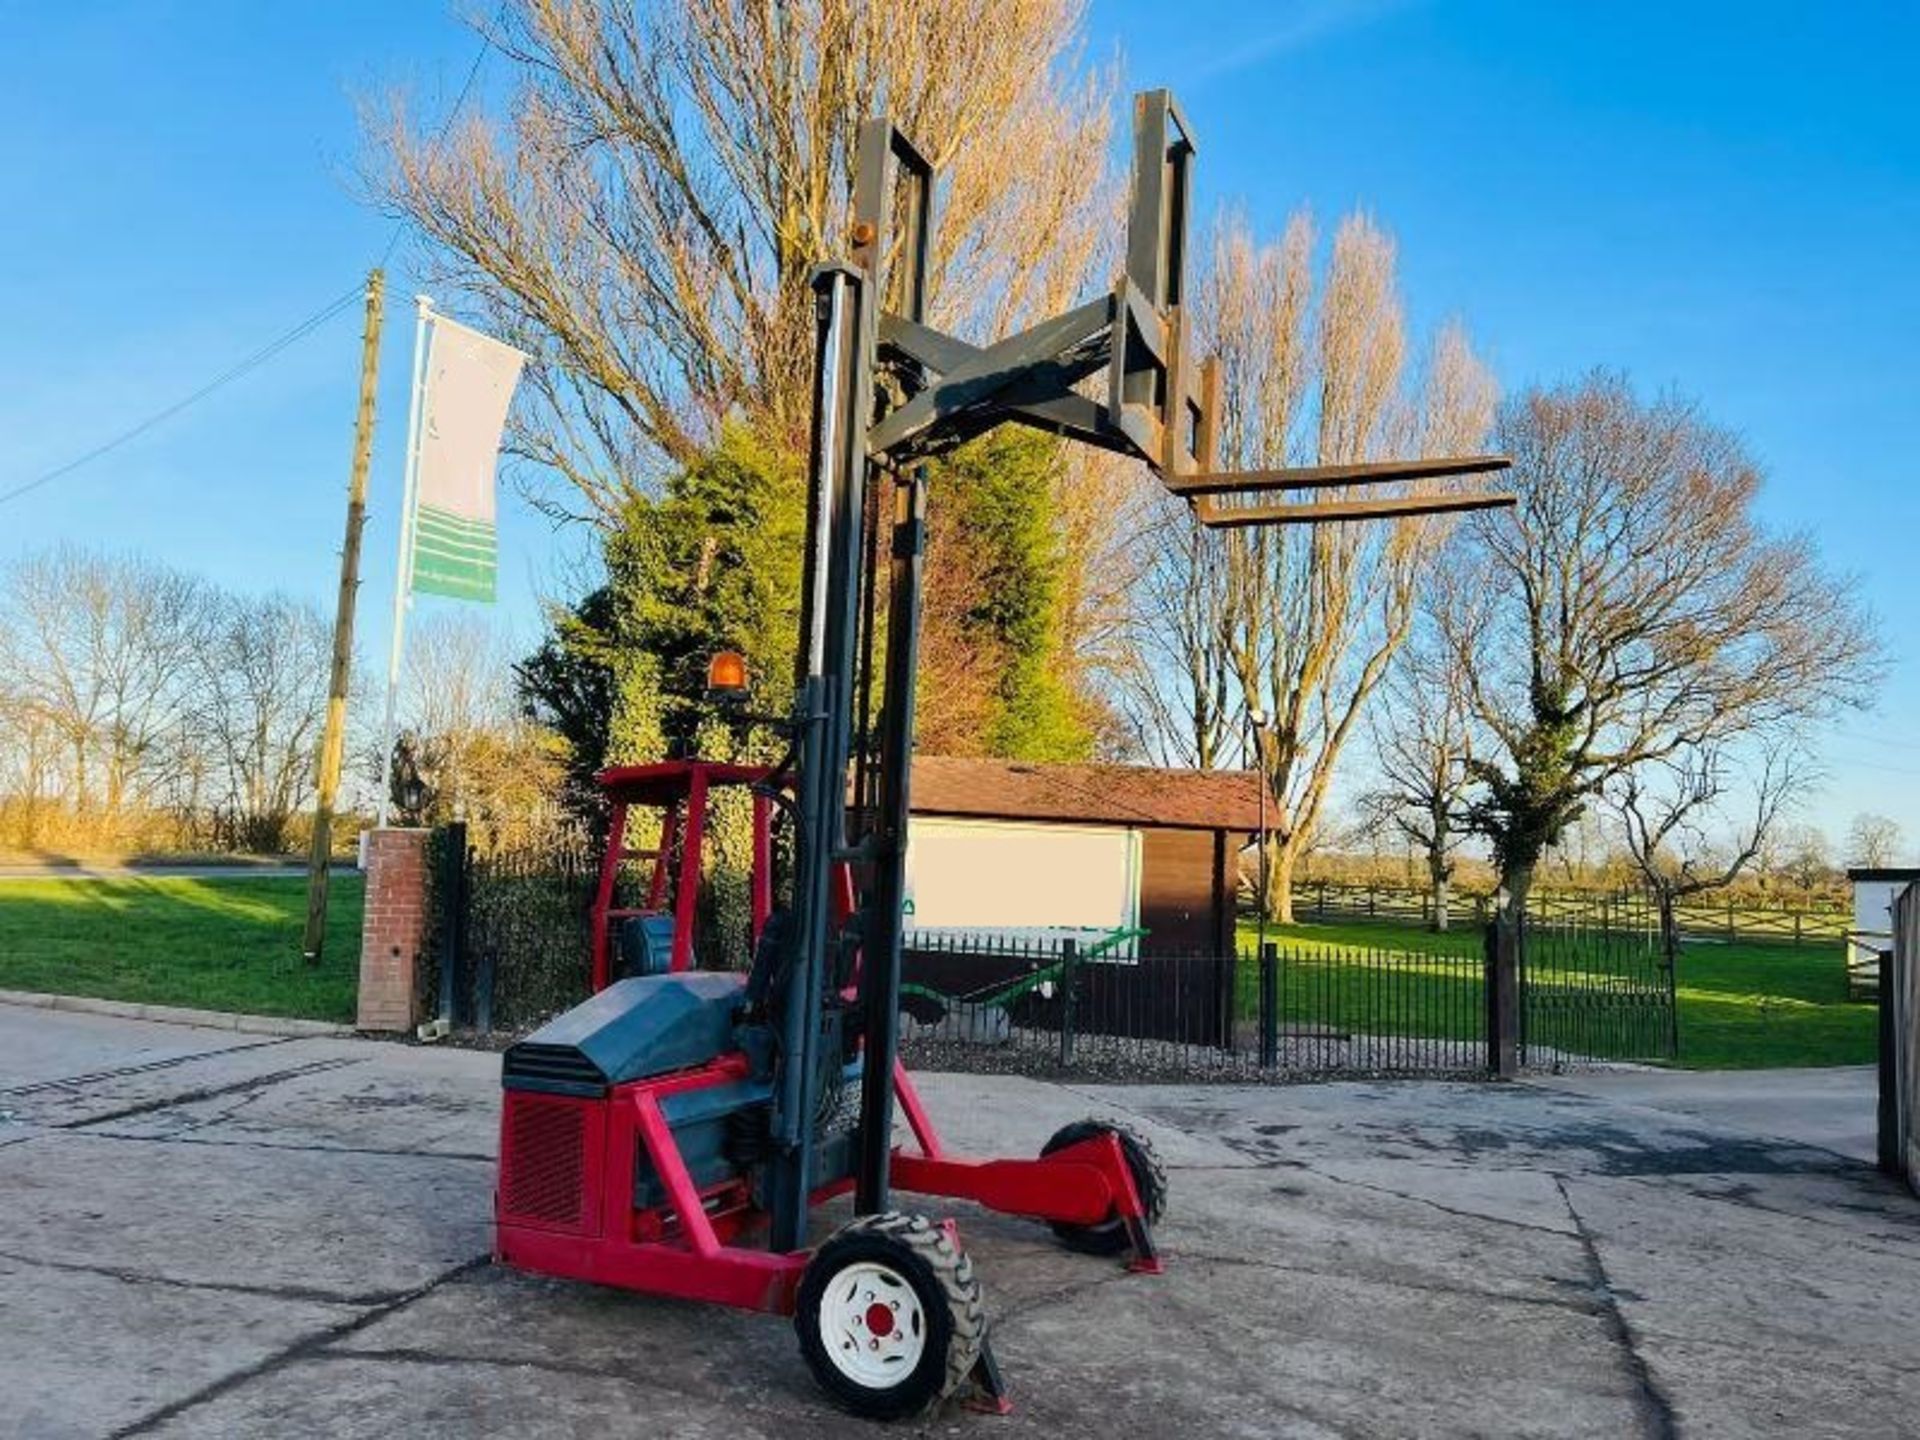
[412,504,497,602]
[414,507,495,538]
[415,518,496,560]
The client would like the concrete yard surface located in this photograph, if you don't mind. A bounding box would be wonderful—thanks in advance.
[0,1004,1914,1438]
[1532,1064,1879,1165]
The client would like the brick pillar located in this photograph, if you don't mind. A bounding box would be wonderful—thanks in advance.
[357,828,430,1032]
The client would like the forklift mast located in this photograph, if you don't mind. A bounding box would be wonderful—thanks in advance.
[763,123,935,1249]
[763,94,1514,1256]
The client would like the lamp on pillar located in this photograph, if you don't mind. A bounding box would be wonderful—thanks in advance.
[391,738,431,825]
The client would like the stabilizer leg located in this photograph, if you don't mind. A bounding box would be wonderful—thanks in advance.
[961,1332,1014,1416]
[1101,1131,1165,1274]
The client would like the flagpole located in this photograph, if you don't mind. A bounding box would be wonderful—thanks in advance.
[376,295,434,829]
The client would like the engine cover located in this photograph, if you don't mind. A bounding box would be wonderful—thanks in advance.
[502,972,748,1097]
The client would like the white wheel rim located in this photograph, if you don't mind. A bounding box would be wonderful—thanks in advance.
[816,1259,927,1389]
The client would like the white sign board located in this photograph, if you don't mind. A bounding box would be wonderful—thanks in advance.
[904,818,1142,954]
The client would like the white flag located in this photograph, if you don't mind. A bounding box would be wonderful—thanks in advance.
[410,315,527,602]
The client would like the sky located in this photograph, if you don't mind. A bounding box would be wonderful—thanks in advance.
[1,0,1915,849]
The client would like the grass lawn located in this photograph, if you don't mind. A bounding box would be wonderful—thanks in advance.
[1226,918,1486,1050]
[1236,914,1875,1071]
[0,876,363,1024]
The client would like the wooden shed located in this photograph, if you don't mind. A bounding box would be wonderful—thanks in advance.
[905,756,1264,954]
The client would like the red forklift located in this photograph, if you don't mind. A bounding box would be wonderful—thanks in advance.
[492,88,1511,1419]
[497,756,1165,1417]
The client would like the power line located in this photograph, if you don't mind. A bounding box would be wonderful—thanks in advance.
[1824,751,1920,779]
[380,7,499,267]
[2,14,501,514]
[0,282,366,511]
[1832,727,1920,754]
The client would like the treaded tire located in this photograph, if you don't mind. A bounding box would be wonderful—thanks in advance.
[794,1212,985,1419]
[1040,1119,1168,1256]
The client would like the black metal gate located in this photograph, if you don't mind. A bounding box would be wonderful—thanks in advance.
[1518,893,1679,1065]
[901,932,1492,1081]
[422,822,1678,1070]
[426,824,600,1034]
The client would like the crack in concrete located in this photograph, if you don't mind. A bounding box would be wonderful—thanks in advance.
[993,1265,1139,1323]
[1161,1160,1280,1173]
[308,1342,645,1384]
[1554,1176,1681,1440]
[1171,1246,1605,1320]
[1051,1080,1181,1129]
[107,1253,494,1438]
[159,1083,271,1136]
[0,1246,437,1309]
[0,1037,294,1098]
[66,1126,495,1165]
[993,1262,1368,1440]
[1292,1162,1577,1239]
[1206,1133,1580,1240]
[58,1055,367,1132]
[1043,1086,1588,1243]
[306,1340,891,1429]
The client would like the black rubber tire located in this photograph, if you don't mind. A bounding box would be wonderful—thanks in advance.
[794,1212,985,1420]
[1039,1119,1168,1256]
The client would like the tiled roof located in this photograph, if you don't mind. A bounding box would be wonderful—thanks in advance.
[910,755,1264,833]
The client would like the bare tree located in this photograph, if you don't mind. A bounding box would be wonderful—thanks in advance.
[1540,808,1615,890]
[1117,511,1236,769]
[193,595,332,853]
[1441,374,1882,907]
[400,613,563,843]
[370,0,1117,520]
[1775,822,1833,895]
[1133,210,1496,921]
[1359,643,1474,930]
[0,672,60,850]
[1613,741,1800,950]
[0,547,213,817]
[1845,812,1905,870]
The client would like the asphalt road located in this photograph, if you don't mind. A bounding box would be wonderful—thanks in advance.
[0,1004,1913,1438]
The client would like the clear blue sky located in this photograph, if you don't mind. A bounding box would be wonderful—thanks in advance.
[2,1,1915,848]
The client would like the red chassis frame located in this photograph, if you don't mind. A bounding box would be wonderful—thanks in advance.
[501,756,1163,1318]
[497,1056,1162,1316]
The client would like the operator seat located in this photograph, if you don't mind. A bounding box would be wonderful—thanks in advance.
[616,914,683,978]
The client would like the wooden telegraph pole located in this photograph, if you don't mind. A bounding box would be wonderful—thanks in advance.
[303,270,386,964]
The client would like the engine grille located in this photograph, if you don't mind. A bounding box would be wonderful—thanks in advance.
[502,1042,605,1094]
[499,1094,589,1231]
